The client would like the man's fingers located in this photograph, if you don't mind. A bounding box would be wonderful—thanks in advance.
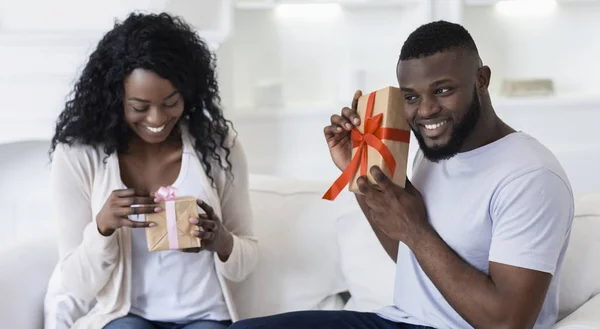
[357,176,378,195]
[351,90,362,111]
[324,125,341,139]
[330,113,353,131]
[119,218,155,228]
[196,199,216,219]
[341,107,360,126]
[370,166,393,190]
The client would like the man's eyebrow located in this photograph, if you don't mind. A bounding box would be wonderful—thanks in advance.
[431,79,453,87]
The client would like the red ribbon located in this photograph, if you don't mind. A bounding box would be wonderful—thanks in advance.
[322,92,410,201]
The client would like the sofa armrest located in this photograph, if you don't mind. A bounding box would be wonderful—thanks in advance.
[0,237,58,329]
[554,294,600,329]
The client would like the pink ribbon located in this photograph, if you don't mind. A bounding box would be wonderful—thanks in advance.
[155,186,178,250]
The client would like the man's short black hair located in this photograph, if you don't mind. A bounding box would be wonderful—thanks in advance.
[399,20,479,61]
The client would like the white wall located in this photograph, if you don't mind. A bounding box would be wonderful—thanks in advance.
[217,3,429,112]
[463,1,600,96]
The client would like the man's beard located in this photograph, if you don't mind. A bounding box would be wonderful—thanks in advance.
[412,88,481,163]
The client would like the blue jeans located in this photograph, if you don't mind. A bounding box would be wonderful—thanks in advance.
[103,314,232,329]
[228,311,435,329]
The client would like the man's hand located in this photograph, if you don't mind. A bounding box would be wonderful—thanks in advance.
[356,165,432,248]
[324,90,363,172]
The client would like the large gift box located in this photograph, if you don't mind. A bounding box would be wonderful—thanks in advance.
[145,186,202,251]
[323,86,411,200]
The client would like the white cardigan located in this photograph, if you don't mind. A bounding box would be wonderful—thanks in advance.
[44,128,258,329]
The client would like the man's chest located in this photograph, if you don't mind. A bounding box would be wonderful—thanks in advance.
[412,163,500,272]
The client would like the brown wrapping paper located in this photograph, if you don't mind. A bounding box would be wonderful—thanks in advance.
[145,196,202,251]
[348,86,411,193]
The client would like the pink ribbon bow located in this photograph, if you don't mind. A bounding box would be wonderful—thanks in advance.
[155,186,179,250]
[156,186,177,201]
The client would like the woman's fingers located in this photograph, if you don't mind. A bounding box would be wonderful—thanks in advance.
[119,217,155,228]
[191,230,215,240]
[114,205,161,217]
[115,196,156,207]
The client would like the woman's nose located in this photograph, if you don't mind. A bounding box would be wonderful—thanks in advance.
[146,107,167,125]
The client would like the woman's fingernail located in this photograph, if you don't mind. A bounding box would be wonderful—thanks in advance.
[149,223,156,227]
[154,197,159,202]
[199,227,205,232]
[191,230,199,236]
[345,123,352,129]
[155,207,162,212]
[189,218,199,224]
[336,127,342,132]
[353,118,360,124]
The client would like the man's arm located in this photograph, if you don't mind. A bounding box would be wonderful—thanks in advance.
[408,169,572,329]
[356,194,399,262]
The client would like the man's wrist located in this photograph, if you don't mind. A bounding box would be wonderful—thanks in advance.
[405,223,437,253]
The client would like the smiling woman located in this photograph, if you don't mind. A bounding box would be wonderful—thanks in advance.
[44,12,258,329]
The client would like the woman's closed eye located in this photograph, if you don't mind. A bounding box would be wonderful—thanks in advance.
[164,99,179,107]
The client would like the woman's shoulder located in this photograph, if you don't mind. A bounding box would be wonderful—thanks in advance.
[52,142,110,171]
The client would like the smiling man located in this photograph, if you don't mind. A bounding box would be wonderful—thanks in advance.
[229,20,574,329]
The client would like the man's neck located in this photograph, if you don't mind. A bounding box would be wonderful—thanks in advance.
[459,107,514,153]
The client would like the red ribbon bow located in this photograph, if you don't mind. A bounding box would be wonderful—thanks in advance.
[322,92,410,201]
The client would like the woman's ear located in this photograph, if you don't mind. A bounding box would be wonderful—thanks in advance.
[476,65,492,95]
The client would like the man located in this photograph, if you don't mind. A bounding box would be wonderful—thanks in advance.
[230,20,574,329]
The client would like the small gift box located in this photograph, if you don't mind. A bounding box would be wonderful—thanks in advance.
[145,186,202,251]
[323,86,411,200]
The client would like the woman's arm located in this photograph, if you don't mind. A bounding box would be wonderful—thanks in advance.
[52,144,120,301]
[213,136,259,282]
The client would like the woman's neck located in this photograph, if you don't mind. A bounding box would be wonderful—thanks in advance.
[125,132,182,158]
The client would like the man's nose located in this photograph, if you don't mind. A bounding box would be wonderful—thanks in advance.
[418,96,443,118]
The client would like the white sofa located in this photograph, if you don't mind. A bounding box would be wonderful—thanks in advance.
[0,141,600,329]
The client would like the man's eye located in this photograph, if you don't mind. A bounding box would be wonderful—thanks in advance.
[435,88,450,94]
[405,95,418,102]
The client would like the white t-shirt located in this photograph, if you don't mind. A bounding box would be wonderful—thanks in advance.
[128,135,229,323]
[377,132,574,329]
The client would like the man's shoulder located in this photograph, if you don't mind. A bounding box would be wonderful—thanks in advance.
[495,132,571,192]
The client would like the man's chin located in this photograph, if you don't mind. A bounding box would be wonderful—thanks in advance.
[416,137,461,163]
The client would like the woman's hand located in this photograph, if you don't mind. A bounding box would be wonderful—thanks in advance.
[96,188,160,236]
[186,199,234,262]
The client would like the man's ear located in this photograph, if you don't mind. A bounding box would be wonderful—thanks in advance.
[476,65,492,95]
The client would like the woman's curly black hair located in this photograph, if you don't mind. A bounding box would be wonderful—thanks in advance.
[49,12,234,184]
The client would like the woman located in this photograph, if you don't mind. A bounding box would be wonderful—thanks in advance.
[43,12,258,329]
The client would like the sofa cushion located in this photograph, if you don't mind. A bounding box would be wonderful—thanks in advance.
[335,207,396,312]
[557,194,600,320]
[229,174,354,319]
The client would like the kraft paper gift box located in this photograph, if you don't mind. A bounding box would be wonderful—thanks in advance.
[323,86,411,200]
[145,186,202,251]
